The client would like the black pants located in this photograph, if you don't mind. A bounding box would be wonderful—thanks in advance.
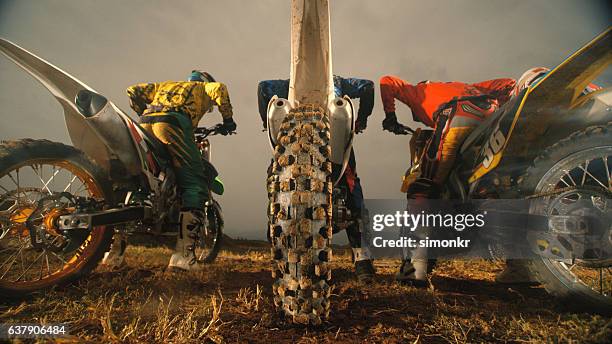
[334,149,365,249]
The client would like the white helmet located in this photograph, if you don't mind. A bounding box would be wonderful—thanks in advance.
[512,67,550,96]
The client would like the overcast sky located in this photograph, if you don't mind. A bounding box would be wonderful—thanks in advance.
[0,0,609,240]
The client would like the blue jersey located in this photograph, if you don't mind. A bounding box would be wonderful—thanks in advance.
[257,75,374,127]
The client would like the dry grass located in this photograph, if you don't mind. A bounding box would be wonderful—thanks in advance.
[1,240,610,343]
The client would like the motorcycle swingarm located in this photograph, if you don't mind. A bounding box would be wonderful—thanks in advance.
[484,210,607,260]
[483,210,594,233]
[57,206,152,230]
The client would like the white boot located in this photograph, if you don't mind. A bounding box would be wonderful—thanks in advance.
[101,232,127,269]
[352,247,373,262]
[395,258,430,288]
[168,209,206,271]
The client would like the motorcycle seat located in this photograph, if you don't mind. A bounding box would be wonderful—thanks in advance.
[133,121,171,162]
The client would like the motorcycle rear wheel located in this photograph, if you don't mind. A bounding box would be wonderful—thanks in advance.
[520,123,612,315]
[268,105,333,325]
[0,139,114,298]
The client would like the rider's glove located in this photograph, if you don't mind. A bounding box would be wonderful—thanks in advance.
[382,112,412,135]
[355,117,368,134]
[218,118,237,136]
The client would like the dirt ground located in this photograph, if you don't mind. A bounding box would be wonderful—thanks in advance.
[1,238,610,343]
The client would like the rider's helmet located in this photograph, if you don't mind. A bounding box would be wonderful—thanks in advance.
[188,70,216,83]
[188,70,217,113]
[512,67,550,96]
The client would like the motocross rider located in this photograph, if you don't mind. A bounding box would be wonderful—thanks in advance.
[102,70,237,271]
[379,68,550,287]
[258,75,376,281]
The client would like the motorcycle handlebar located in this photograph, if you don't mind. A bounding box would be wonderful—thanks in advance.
[397,126,415,135]
[195,124,236,137]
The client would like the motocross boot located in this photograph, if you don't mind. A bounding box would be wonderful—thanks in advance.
[101,231,127,269]
[168,209,206,271]
[353,248,376,282]
[355,260,376,283]
[395,258,436,288]
[495,259,540,285]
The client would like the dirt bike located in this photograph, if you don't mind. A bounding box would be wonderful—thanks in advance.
[264,0,367,325]
[400,28,611,315]
[0,39,228,298]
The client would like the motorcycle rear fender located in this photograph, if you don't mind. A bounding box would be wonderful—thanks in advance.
[466,28,611,184]
[267,96,355,180]
[0,38,149,178]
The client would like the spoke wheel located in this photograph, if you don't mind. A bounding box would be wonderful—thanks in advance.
[0,140,113,297]
[530,147,612,298]
[521,124,612,315]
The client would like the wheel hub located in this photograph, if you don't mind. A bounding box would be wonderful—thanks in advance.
[548,188,612,268]
[42,207,73,236]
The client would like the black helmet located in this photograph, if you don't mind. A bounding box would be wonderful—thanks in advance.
[188,70,216,82]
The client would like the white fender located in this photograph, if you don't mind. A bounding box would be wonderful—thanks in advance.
[288,0,334,106]
[0,38,143,176]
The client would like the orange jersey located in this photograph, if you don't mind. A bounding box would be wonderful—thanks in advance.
[380,76,516,127]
